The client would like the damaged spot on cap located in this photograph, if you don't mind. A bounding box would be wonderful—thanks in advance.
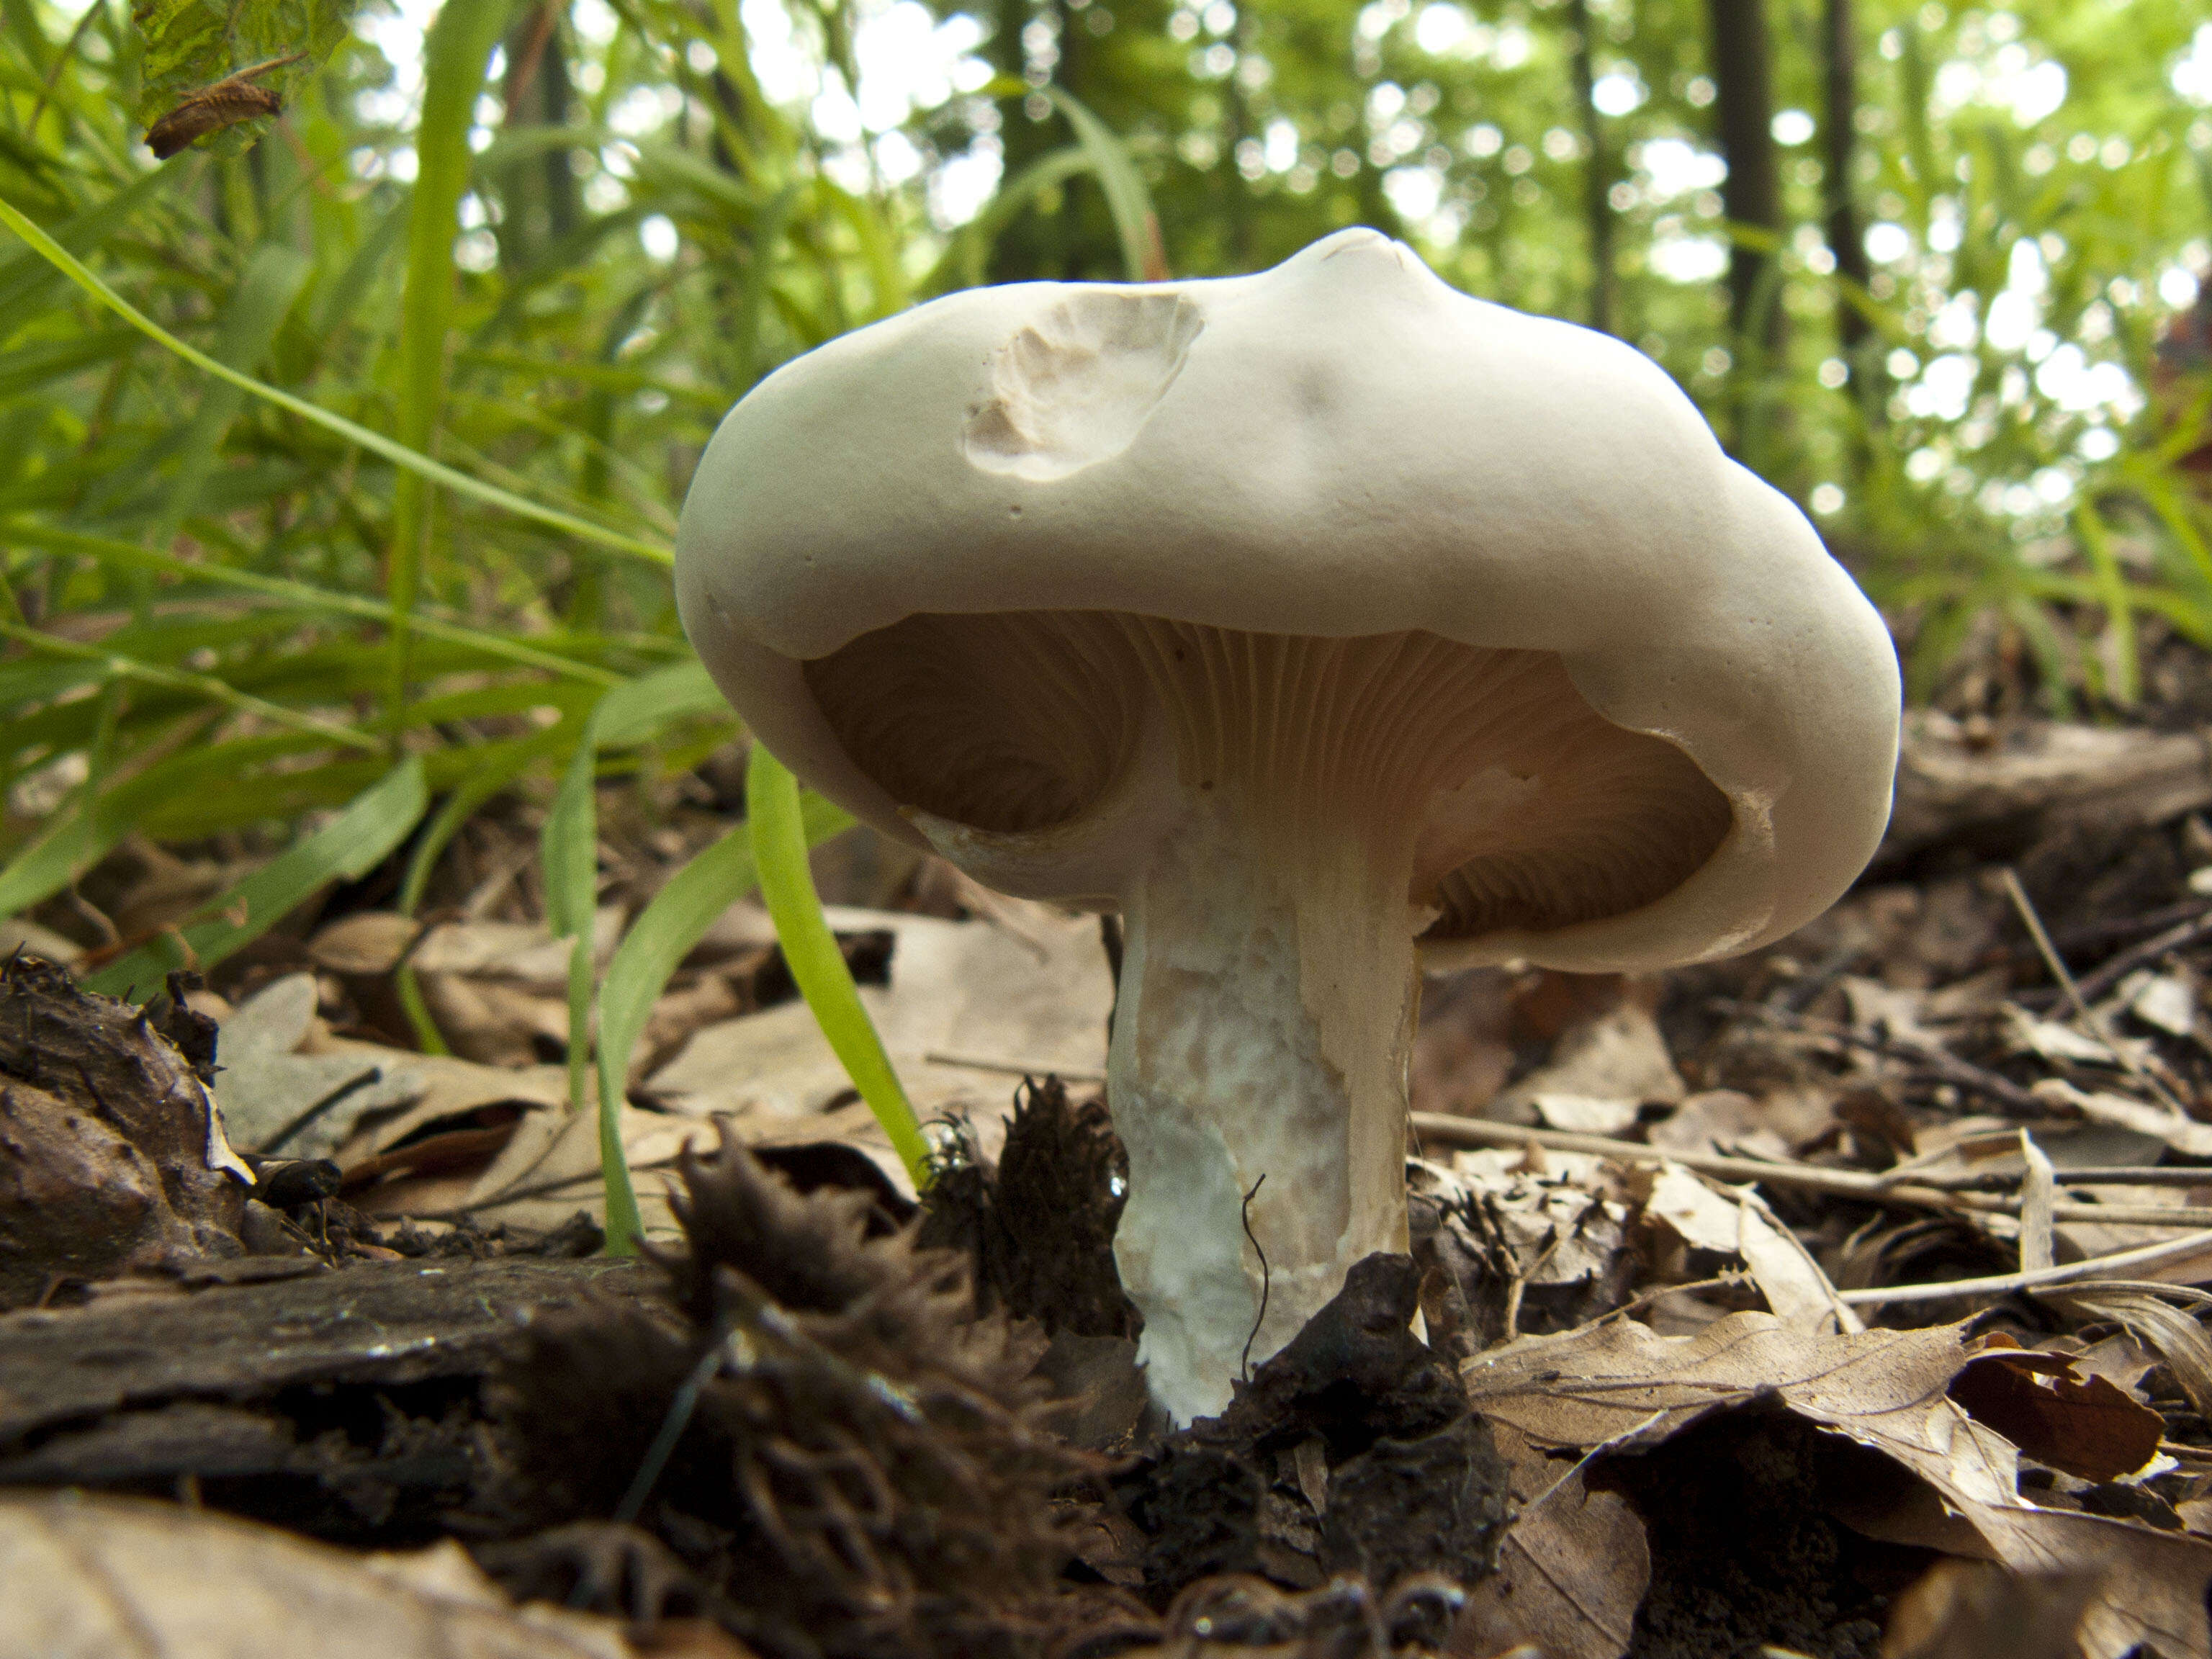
[963,291,1205,482]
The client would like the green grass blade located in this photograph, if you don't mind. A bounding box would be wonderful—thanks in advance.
[152,242,312,551]
[387,0,516,724]
[82,757,430,997]
[746,743,930,1187]
[539,701,641,1248]
[0,192,673,567]
[593,788,853,1172]
[592,659,729,746]
[0,619,384,750]
[2072,500,2139,706]
[1047,88,1161,282]
[7,521,626,685]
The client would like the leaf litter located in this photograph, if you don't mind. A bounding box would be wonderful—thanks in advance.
[19,714,2212,1652]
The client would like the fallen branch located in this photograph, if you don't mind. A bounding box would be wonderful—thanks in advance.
[1407,1114,2212,1229]
[1833,1228,2212,1305]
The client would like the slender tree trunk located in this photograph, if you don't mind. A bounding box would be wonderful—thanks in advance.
[1707,0,1784,352]
[1822,0,1871,356]
[497,1,580,271]
[1566,0,1615,335]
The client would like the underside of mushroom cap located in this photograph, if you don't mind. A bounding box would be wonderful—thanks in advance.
[803,613,1736,955]
[675,228,1902,971]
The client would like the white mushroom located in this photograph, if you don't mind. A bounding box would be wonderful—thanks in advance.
[675,228,1902,1425]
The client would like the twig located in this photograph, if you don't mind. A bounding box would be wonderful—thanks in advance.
[1836,1227,2212,1305]
[922,1050,1106,1084]
[2002,864,2192,1118]
[1408,1114,2212,1228]
[2068,907,2212,1007]
[606,1306,736,1545]
[1712,997,2045,1115]
[1239,1175,1269,1382]
[2061,895,2212,958]
[1915,1166,2212,1190]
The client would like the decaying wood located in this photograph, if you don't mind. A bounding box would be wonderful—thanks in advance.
[1880,714,2212,871]
[0,1258,665,1495]
[0,956,248,1308]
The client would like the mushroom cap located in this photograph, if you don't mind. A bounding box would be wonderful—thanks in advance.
[677,228,1901,972]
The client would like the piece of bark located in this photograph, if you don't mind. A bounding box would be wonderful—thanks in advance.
[0,1256,665,1451]
[0,956,250,1308]
[1879,714,2212,871]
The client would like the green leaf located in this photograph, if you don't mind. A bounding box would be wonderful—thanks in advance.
[747,743,930,1187]
[83,757,429,997]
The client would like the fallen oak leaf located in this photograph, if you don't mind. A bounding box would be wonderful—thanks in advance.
[1882,1559,2105,1659]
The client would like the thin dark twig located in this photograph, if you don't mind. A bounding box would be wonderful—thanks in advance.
[1713,997,2045,1115]
[1240,1174,1269,1383]
[602,1305,737,1559]
[2002,866,2190,1116]
[2067,907,2212,1007]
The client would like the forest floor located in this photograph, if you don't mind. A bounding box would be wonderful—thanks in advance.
[16,631,2212,1656]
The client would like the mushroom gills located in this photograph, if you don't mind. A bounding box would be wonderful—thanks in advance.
[804,613,1732,939]
[805,615,1730,1421]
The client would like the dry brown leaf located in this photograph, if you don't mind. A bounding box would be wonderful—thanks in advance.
[212,974,423,1157]
[1641,1166,1859,1334]
[1947,1349,2164,1483]
[1645,1088,1792,1161]
[1880,1559,2104,1659]
[307,911,424,976]
[0,1491,640,1658]
[1489,1003,1686,1125]
[1452,1457,1648,1659]
[645,907,1110,1125]
[1462,1312,2212,1659]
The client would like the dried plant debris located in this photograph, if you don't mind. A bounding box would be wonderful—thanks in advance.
[1116,1573,1469,1659]
[481,1128,1095,1659]
[919,1075,1138,1339]
[0,956,250,1307]
[1102,1255,1506,1609]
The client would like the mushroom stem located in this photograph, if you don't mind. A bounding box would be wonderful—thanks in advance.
[1107,773,1422,1426]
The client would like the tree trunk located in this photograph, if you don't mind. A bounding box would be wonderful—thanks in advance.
[496,1,580,271]
[1822,0,1872,356]
[1707,0,1784,353]
[1566,0,1616,335]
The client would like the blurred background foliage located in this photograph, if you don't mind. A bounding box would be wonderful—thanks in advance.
[0,0,2208,1020]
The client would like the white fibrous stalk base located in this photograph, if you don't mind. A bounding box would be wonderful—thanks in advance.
[1108,770,1420,1424]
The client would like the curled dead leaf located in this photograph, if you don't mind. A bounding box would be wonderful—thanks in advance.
[0,1491,642,1658]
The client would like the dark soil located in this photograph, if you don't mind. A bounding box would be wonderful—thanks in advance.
[1601,1411,1940,1659]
